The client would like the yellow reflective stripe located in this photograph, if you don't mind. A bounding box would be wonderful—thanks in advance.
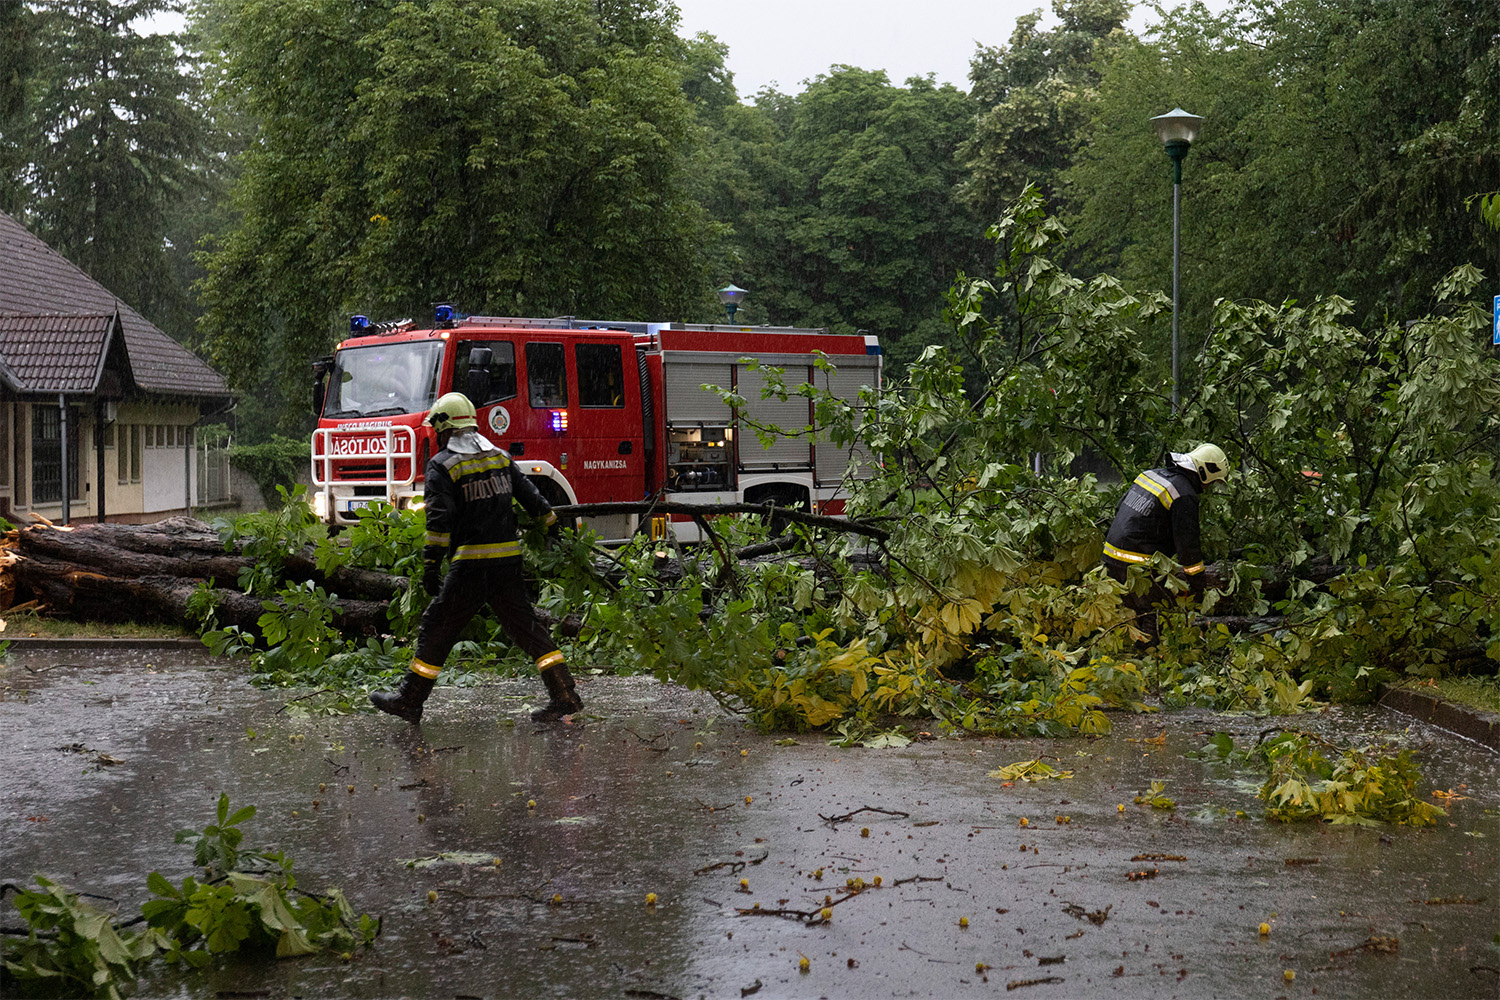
[410,658,442,679]
[1183,562,1206,576]
[451,540,523,561]
[425,531,450,546]
[1134,471,1178,509]
[451,454,511,478]
[1103,541,1152,564]
[535,650,565,671]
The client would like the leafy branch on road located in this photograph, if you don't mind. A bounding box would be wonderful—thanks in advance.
[1,795,377,999]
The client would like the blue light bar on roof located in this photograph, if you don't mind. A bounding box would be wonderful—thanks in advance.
[350,314,370,333]
[435,304,455,326]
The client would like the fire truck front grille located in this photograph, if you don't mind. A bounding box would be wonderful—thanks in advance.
[334,464,390,480]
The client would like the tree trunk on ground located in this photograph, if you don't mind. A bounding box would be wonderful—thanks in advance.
[13,550,390,637]
[10,517,405,602]
[556,501,891,541]
[5,517,397,637]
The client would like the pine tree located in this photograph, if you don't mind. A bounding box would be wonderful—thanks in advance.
[0,0,37,213]
[21,0,204,327]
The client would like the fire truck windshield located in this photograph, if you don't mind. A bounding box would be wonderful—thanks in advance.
[323,340,444,419]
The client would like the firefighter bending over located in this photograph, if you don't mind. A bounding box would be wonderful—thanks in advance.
[1102,443,1229,623]
[371,392,583,723]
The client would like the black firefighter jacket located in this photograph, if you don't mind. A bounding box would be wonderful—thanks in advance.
[422,437,556,568]
[1102,465,1206,577]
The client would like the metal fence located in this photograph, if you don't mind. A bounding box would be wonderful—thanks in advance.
[195,431,233,506]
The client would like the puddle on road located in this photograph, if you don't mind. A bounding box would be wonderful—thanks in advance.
[2,649,1497,999]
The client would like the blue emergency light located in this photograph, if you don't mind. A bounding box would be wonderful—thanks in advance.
[550,409,568,432]
[435,304,455,326]
[350,314,370,333]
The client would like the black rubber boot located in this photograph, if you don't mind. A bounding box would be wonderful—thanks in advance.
[370,670,435,723]
[531,663,582,722]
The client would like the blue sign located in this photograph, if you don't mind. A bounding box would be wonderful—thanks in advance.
[1494,295,1500,345]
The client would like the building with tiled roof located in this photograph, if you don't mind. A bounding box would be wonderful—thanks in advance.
[0,209,235,524]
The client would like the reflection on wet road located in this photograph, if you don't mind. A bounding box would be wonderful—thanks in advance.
[3,648,1497,998]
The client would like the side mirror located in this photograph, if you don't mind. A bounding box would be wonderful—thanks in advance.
[311,356,333,415]
[465,346,493,403]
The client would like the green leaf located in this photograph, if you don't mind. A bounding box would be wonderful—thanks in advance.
[146,871,176,898]
[225,805,257,828]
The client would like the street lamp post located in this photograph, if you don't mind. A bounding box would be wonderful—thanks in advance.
[717,284,748,324]
[1150,107,1203,412]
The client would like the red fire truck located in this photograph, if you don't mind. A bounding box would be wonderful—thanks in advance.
[309,308,881,540]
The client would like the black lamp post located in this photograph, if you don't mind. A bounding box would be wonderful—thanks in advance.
[1150,107,1203,411]
[717,284,747,324]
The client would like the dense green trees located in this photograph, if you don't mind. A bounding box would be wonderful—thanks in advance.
[961,0,1129,227]
[701,68,986,369]
[1064,0,1499,369]
[195,0,725,436]
[2,0,204,336]
[0,1,35,212]
[0,0,1488,442]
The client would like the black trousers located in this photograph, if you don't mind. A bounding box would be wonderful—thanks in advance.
[415,558,558,672]
[1103,556,1205,642]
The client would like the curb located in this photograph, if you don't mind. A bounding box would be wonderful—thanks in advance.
[3,637,206,651]
[1378,684,1500,753]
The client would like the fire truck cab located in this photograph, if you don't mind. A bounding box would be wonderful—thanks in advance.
[310,309,880,541]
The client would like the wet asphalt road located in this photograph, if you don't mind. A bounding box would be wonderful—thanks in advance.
[2,646,1498,1000]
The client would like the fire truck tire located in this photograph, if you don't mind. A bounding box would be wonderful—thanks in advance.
[527,475,570,508]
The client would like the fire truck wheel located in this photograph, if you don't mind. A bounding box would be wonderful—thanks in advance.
[528,476,570,508]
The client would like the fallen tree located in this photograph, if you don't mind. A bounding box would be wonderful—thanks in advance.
[0,512,1314,644]
[553,500,891,542]
[4,516,396,637]
[0,508,830,640]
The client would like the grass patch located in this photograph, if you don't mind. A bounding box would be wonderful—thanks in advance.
[1,608,196,641]
[1400,675,1500,715]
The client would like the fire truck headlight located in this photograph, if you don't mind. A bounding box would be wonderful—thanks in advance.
[313,490,328,519]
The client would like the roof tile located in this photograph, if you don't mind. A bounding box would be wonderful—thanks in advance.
[0,314,114,392]
[0,210,230,398]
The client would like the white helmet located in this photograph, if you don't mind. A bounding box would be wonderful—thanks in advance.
[425,392,478,432]
[1174,442,1229,485]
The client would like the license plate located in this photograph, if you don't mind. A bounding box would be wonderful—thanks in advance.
[342,499,375,513]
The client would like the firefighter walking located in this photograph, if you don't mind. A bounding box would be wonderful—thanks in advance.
[1102,443,1229,633]
[371,392,583,724]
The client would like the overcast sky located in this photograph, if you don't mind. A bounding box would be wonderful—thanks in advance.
[142,2,1206,100]
[672,0,1171,97]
